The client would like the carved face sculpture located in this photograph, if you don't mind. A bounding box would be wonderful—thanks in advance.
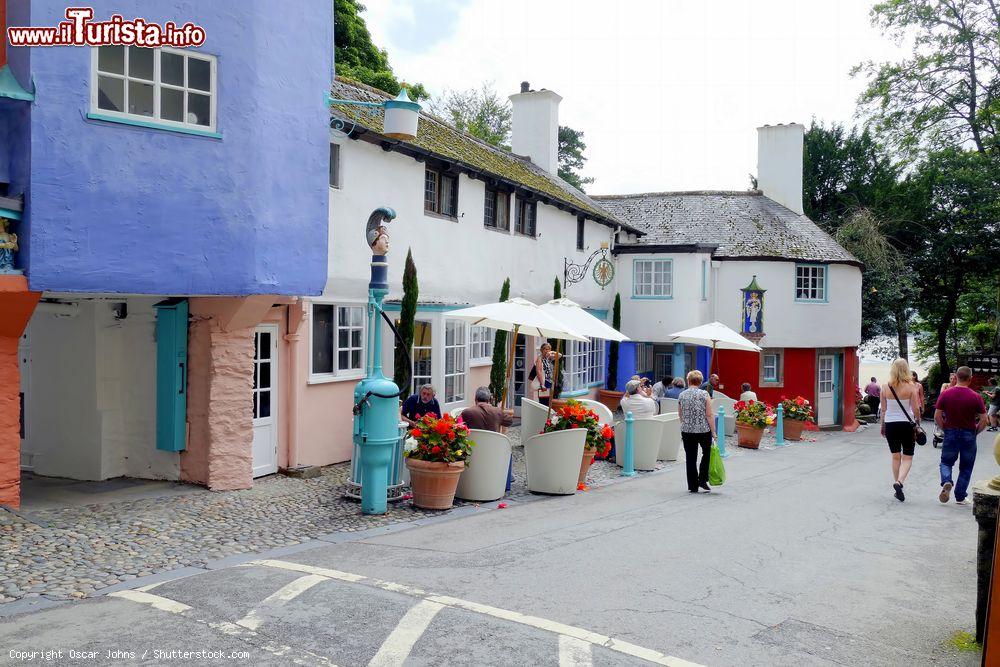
[371,227,390,256]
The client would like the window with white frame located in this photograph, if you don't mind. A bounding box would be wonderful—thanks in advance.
[93,46,216,131]
[633,259,672,298]
[564,338,605,392]
[761,350,783,385]
[795,264,827,301]
[411,321,432,394]
[444,320,467,403]
[311,304,364,377]
[635,343,654,373]
[468,325,494,363]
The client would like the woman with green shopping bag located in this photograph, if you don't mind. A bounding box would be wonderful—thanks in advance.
[678,370,717,493]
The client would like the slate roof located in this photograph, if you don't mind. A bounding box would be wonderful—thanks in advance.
[329,78,637,234]
[593,190,860,265]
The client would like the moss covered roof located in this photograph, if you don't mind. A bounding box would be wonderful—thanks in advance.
[329,78,636,233]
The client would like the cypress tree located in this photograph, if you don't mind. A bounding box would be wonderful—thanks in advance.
[489,278,511,405]
[394,248,418,392]
[553,277,562,299]
[607,292,621,390]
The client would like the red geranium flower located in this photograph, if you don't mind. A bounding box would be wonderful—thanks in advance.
[411,428,423,438]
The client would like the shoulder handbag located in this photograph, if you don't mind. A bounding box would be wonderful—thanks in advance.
[889,385,927,446]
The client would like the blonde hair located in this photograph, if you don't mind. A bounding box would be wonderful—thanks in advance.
[686,370,704,386]
[888,358,912,387]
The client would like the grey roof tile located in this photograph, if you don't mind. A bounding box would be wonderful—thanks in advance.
[594,191,859,264]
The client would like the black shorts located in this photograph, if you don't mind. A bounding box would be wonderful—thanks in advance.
[885,421,915,456]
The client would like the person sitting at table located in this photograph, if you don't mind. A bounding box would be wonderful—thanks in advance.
[400,384,442,428]
[739,382,758,402]
[461,386,514,432]
[665,377,685,399]
[620,379,657,418]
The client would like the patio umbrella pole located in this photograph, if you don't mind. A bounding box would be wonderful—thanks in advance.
[500,324,520,409]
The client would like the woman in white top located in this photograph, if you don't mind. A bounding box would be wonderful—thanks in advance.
[739,382,758,403]
[880,358,922,502]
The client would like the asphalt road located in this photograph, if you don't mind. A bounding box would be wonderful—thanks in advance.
[1,426,993,666]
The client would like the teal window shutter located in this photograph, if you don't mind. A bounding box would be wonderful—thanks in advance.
[154,299,188,451]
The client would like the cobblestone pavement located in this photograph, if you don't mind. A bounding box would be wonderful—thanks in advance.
[1,425,750,606]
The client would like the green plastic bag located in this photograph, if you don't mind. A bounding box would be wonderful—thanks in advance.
[708,444,726,486]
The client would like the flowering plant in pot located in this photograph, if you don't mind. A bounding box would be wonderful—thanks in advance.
[734,399,771,448]
[779,396,813,441]
[542,400,612,485]
[403,413,475,509]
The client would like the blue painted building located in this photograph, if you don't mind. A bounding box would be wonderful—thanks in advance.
[0,0,333,503]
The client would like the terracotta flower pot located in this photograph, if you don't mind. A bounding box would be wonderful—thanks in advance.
[578,448,596,485]
[596,389,624,413]
[405,458,465,510]
[737,423,764,449]
[784,419,806,441]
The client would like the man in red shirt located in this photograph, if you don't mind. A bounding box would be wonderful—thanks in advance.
[934,366,988,505]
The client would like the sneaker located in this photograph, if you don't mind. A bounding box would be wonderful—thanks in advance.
[699,482,711,492]
[956,498,971,505]
[939,482,953,503]
[893,482,905,502]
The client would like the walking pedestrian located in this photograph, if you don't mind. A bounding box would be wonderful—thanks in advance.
[700,373,719,397]
[864,376,881,417]
[940,372,958,395]
[935,366,988,505]
[986,378,1000,432]
[911,371,926,420]
[880,359,922,502]
[678,370,716,493]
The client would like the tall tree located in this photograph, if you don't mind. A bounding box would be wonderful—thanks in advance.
[489,278,511,406]
[558,126,595,191]
[428,83,511,149]
[853,0,1000,155]
[907,148,1000,373]
[553,277,561,299]
[394,249,418,392]
[334,0,428,99]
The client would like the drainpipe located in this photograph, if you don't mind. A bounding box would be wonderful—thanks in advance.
[284,300,306,469]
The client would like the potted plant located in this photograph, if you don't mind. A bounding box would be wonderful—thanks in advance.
[779,396,814,441]
[597,293,624,412]
[403,413,475,509]
[542,400,613,485]
[735,399,771,449]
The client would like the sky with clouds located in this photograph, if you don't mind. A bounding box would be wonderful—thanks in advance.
[359,0,905,195]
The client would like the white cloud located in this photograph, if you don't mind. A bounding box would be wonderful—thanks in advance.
[359,0,903,194]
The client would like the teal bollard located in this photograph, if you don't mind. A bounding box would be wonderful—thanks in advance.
[775,404,786,447]
[716,406,729,458]
[622,411,636,477]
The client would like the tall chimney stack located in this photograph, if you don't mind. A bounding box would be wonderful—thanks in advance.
[756,123,804,215]
[509,82,561,174]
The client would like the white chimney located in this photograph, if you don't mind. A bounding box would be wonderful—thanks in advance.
[509,81,561,174]
[756,123,804,215]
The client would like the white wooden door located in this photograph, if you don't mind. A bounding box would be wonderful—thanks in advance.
[817,354,835,427]
[252,325,279,477]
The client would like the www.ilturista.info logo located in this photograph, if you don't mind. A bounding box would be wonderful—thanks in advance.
[6,7,206,48]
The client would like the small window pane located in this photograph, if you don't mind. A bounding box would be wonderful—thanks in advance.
[160,87,184,121]
[351,329,361,348]
[188,57,211,91]
[259,361,271,389]
[98,46,125,74]
[351,350,361,369]
[338,350,349,369]
[128,47,154,80]
[424,170,438,213]
[97,75,124,112]
[187,92,211,126]
[312,305,334,374]
[128,81,154,116]
[258,390,271,418]
[161,52,185,86]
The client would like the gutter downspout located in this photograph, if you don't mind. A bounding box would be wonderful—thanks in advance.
[284,300,307,469]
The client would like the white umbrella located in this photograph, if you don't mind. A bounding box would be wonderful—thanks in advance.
[666,321,762,377]
[539,298,629,342]
[448,297,588,407]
